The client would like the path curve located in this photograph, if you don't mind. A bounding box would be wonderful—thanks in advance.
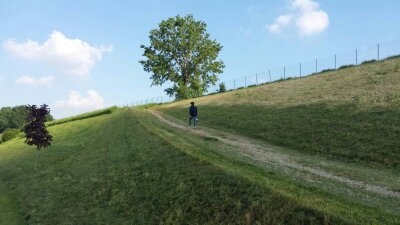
[149,109,400,199]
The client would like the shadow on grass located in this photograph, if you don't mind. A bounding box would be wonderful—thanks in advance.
[160,103,400,169]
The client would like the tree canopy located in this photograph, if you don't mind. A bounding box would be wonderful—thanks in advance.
[140,14,225,99]
[0,105,54,133]
[24,104,53,150]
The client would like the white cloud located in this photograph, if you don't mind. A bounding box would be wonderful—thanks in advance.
[266,0,329,36]
[16,75,54,86]
[55,90,104,111]
[3,31,112,77]
[292,0,319,11]
[267,14,293,33]
[296,10,329,35]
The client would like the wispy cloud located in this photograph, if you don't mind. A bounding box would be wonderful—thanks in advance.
[55,90,104,111]
[267,14,293,33]
[16,75,54,86]
[4,31,112,77]
[266,0,329,36]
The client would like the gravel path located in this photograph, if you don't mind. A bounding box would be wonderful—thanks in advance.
[150,110,400,199]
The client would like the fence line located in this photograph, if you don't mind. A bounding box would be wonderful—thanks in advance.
[122,39,400,107]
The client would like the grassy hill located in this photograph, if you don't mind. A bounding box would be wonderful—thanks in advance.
[156,57,400,169]
[0,109,353,225]
[1,58,399,225]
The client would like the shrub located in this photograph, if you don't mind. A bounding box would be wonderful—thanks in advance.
[1,128,20,142]
[385,54,400,60]
[338,64,355,70]
[275,77,293,82]
[361,59,377,65]
[320,68,335,73]
[218,83,226,93]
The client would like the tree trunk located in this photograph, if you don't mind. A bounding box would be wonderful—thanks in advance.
[34,151,40,171]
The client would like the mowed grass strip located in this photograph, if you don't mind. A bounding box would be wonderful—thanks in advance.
[46,106,118,127]
[0,109,349,225]
[0,181,24,225]
[156,58,400,169]
[136,109,400,225]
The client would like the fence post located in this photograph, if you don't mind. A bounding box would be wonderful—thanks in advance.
[315,59,318,73]
[378,43,380,60]
[256,73,258,85]
[284,66,286,79]
[356,49,358,65]
[300,63,302,77]
[334,54,337,69]
[269,69,271,82]
[234,79,236,89]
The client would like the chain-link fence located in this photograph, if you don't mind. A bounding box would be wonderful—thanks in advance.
[124,39,400,107]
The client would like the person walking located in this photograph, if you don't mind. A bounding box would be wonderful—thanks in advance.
[189,102,198,129]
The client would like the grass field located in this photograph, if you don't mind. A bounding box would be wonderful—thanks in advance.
[137,110,400,225]
[156,57,400,170]
[0,109,357,225]
[1,57,399,224]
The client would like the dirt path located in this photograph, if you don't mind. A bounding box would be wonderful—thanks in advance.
[149,110,400,199]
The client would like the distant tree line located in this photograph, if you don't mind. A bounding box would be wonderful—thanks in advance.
[0,105,54,133]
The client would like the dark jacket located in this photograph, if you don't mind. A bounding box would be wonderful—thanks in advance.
[189,105,197,117]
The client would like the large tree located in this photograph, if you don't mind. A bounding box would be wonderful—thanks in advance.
[140,14,225,99]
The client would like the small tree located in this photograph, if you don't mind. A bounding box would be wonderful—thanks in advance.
[24,104,53,170]
[218,82,226,93]
[140,14,225,99]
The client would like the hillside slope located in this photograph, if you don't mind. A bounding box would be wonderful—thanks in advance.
[0,109,350,225]
[156,57,400,169]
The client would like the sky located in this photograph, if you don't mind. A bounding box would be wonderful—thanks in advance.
[1,0,400,118]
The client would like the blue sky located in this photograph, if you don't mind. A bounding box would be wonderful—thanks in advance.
[1,0,400,118]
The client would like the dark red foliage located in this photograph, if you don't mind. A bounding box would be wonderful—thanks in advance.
[24,104,53,150]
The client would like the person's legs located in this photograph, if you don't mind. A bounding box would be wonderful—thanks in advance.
[189,116,192,126]
[193,116,197,128]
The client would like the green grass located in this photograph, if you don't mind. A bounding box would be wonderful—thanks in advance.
[136,110,400,225]
[0,182,24,225]
[0,109,352,225]
[1,57,400,224]
[46,106,117,126]
[1,128,20,143]
[156,57,400,170]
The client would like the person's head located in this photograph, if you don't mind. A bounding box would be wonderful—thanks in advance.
[190,102,194,106]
